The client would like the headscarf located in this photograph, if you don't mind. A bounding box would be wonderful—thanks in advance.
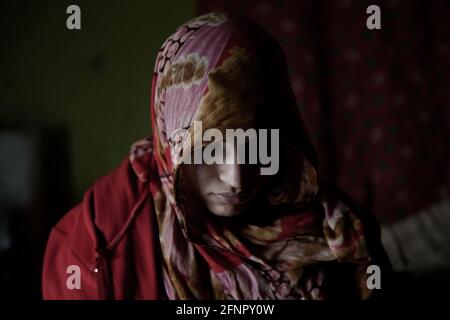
[132,12,374,299]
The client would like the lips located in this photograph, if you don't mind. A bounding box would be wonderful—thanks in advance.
[212,192,250,204]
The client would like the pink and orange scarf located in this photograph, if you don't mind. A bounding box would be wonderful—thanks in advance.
[130,12,377,300]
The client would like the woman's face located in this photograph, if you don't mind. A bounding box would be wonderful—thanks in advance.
[181,140,269,217]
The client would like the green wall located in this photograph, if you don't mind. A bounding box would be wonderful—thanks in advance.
[0,1,195,201]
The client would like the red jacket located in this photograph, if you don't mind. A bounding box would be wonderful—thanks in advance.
[42,154,165,299]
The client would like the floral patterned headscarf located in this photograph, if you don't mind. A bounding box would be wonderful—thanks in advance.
[133,12,374,299]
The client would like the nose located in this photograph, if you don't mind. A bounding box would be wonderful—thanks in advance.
[219,163,242,192]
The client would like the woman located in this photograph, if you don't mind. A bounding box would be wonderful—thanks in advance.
[42,12,390,300]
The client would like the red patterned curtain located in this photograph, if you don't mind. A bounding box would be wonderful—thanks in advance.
[197,0,450,223]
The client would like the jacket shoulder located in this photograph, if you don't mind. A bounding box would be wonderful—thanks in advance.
[42,138,157,299]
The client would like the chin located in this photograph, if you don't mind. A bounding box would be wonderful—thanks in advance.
[208,204,245,217]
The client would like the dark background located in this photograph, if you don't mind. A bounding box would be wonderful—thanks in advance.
[0,0,449,299]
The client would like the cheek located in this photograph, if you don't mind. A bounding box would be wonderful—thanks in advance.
[246,166,269,187]
[192,164,220,195]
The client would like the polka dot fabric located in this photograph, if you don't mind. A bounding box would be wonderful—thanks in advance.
[197,0,450,223]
